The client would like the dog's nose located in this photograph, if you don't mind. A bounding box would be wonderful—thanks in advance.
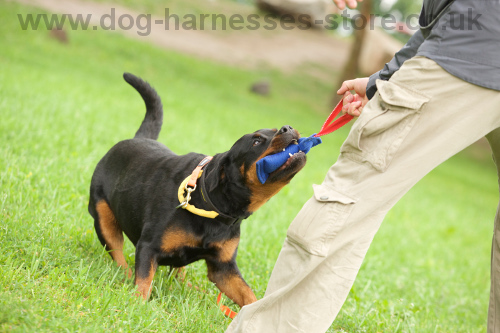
[278,125,293,134]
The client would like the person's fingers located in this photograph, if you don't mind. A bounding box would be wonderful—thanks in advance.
[350,109,361,117]
[354,105,363,117]
[342,93,354,114]
[346,0,359,8]
[348,101,361,112]
[343,100,359,114]
[342,92,353,106]
[347,101,362,116]
[342,105,348,114]
[332,0,346,10]
[342,91,354,113]
[354,103,365,117]
[337,80,356,95]
[342,104,350,114]
[337,82,347,95]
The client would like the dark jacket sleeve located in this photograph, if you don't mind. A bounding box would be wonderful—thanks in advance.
[365,29,425,99]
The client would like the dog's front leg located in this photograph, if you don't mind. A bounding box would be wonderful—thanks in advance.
[134,243,158,300]
[206,260,257,308]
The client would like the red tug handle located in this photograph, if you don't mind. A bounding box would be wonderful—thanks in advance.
[314,100,354,137]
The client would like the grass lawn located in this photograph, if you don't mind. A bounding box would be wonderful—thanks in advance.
[1,1,499,332]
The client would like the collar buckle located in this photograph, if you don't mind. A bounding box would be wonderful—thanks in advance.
[176,184,195,209]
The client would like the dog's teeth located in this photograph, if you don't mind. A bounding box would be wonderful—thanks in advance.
[289,153,293,157]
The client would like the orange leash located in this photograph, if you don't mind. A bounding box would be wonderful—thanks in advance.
[182,278,237,319]
[217,292,238,319]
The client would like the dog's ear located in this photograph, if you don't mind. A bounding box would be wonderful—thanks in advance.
[223,156,243,184]
[204,154,231,190]
[205,156,223,193]
[212,154,249,195]
[207,154,241,191]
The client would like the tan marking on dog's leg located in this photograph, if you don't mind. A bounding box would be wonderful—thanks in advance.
[212,237,240,263]
[136,260,157,300]
[207,264,257,308]
[96,201,132,277]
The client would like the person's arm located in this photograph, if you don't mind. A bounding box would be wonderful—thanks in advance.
[365,29,425,99]
[337,30,426,117]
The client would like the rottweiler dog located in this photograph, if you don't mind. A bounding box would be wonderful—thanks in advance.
[88,73,307,308]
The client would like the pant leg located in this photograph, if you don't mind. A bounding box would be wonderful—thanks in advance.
[226,57,500,333]
[487,128,500,333]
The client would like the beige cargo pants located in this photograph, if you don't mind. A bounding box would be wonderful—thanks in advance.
[226,56,500,333]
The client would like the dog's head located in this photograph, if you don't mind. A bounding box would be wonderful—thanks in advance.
[214,126,306,215]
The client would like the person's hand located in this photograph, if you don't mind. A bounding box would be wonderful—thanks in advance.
[332,0,363,10]
[337,77,369,117]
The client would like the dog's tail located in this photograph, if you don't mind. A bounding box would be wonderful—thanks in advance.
[123,73,163,140]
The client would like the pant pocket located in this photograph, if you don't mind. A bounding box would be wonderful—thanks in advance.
[341,79,430,172]
[287,184,357,257]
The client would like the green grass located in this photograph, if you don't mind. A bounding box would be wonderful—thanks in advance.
[1,1,499,332]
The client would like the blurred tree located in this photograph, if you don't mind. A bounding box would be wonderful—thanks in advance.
[332,0,372,106]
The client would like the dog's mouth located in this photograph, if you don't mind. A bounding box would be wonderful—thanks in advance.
[251,127,307,184]
[271,138,298,154]
[266,152,306,183]
[265,136,300,157]
[265,137,307,182]
[275,149,305,169]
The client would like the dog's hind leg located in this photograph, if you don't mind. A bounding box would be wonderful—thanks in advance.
[206,260,257,308]
[94,200,132,278]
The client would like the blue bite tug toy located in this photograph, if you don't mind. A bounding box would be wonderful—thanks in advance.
[256,134,322,184]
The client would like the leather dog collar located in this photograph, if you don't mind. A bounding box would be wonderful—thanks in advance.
[187,156,212,188]
[177,156,247,226]
[199,169,248,226]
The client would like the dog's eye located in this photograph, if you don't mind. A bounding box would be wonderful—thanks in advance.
[253,139,262,146]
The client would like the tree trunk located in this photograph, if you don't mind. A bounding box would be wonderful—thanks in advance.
[332,0,372,106]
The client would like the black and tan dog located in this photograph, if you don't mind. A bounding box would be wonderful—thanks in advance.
[88,73,306,308]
